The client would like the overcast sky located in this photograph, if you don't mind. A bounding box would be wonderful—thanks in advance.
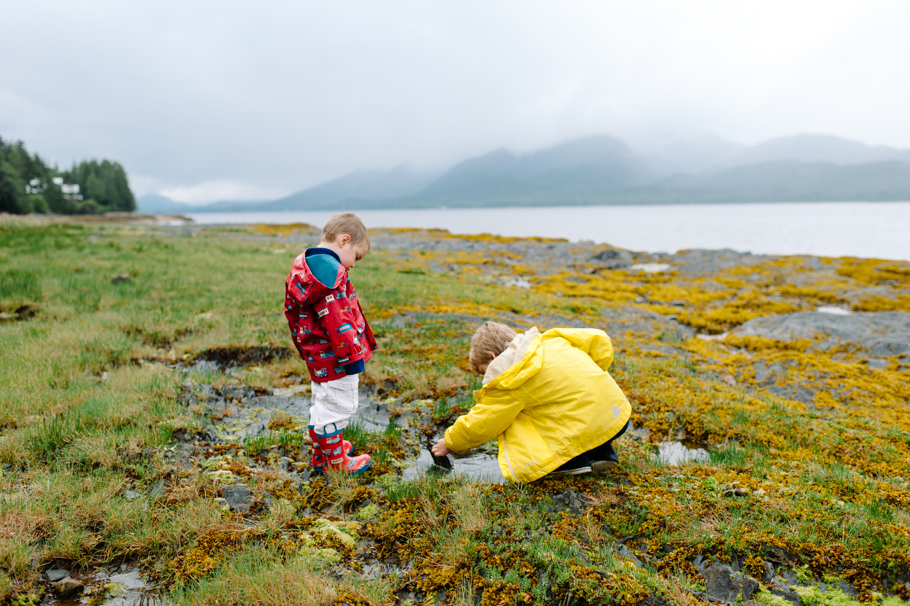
[2,1,909,203]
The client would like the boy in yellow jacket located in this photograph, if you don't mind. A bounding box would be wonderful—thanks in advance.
[431,322,632,483]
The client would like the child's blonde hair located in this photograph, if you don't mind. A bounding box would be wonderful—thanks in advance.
[470,321,517,372]
[321,212,370,248]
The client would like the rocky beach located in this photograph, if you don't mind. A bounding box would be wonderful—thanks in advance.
[1,214,909,606]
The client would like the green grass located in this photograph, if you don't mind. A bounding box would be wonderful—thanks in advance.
[1,218,908,605]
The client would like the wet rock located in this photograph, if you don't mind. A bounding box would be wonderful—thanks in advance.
[613,544,642,567]
[107,570,146,590]
[761,561,776,583]
[248,394,309,418]
[551,490,583,514]
[52,576,84,598]
[769,587,801,606]
[834,580,857,598]
[46,568,70,582]
[221,484,253,513]
[701,563,758,604]
[731,311,910,355]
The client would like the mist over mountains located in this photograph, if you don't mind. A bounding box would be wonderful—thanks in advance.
[139,133,910,213]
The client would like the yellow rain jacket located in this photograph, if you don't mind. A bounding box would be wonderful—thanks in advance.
[444,328,631,483]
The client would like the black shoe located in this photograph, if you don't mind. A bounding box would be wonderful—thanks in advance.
[590,442,619,474]
[548,453,592,476]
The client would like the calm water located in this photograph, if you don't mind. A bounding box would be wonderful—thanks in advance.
[187,201,910,261]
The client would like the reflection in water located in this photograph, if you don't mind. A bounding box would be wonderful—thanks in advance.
[658,441,710,465]
[402,446,504,483]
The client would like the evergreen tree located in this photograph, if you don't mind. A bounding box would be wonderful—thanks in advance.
[0,161,27,214]
[0,134,138,215]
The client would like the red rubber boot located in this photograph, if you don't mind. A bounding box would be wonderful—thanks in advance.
[315,428,371,475]
[309,426,353,475]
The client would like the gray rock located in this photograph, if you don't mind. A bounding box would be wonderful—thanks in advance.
[770,587,801,606]
[123,490,141,500]
[701,563,759,604]
[590,248,633,270]
[46,568,70,582]
[222,484,253,513]
[731,311,910,355]
[150,479,166,499]
[866,358,890,370]
[742,576,759,601]
[835,580,857,597]
[52,576,84,598]
[670,249,770,277]
[761,561,776,583]
[613,544,642,567]
[107,570,147,590]
[792,386,816,404]
[551,490,583,514]
[248,394,310,418]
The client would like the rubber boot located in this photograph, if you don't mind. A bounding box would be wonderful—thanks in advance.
[309,426,353,475]
[315,428,371,475]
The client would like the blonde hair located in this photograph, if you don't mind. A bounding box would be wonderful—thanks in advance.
[470,321,517,372]
[320,212,370,249]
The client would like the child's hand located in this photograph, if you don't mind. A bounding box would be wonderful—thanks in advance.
[431,439,449,457]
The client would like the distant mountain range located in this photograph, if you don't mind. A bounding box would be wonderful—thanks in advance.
[138,133,910,213]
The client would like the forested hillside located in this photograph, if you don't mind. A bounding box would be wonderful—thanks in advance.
[0,136,135,215]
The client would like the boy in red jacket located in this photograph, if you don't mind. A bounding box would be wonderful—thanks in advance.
[284,213,377,475]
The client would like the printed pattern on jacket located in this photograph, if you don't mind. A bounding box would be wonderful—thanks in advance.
[284,251,377,382]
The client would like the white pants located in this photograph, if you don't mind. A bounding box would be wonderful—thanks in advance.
[308,374,359,435]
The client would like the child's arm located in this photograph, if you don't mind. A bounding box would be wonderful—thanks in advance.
[313,292,371,366]
[443,390,525,453]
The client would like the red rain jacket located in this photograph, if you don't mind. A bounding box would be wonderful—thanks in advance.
[284,251,377,382]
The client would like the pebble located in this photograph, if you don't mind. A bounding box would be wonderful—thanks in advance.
[52,577,83,598]
[46,568,70,582]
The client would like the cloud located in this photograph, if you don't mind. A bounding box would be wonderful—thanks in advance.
[158,181,294,205]
[2,0,909,203]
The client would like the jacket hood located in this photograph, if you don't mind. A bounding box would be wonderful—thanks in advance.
[479,332,544,393]
[483,327,540,386]
[286,252,346,305]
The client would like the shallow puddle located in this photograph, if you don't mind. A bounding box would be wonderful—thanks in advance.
[44,569,166,606]
[402,446,504,483]
[657,441,710,465]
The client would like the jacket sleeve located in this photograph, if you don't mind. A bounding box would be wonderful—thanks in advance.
[444,389,525,453]
[544,328,614,371]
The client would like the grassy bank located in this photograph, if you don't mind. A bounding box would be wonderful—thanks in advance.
[1,218,908,605]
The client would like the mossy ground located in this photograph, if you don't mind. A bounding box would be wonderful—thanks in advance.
[1,217,908,605]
